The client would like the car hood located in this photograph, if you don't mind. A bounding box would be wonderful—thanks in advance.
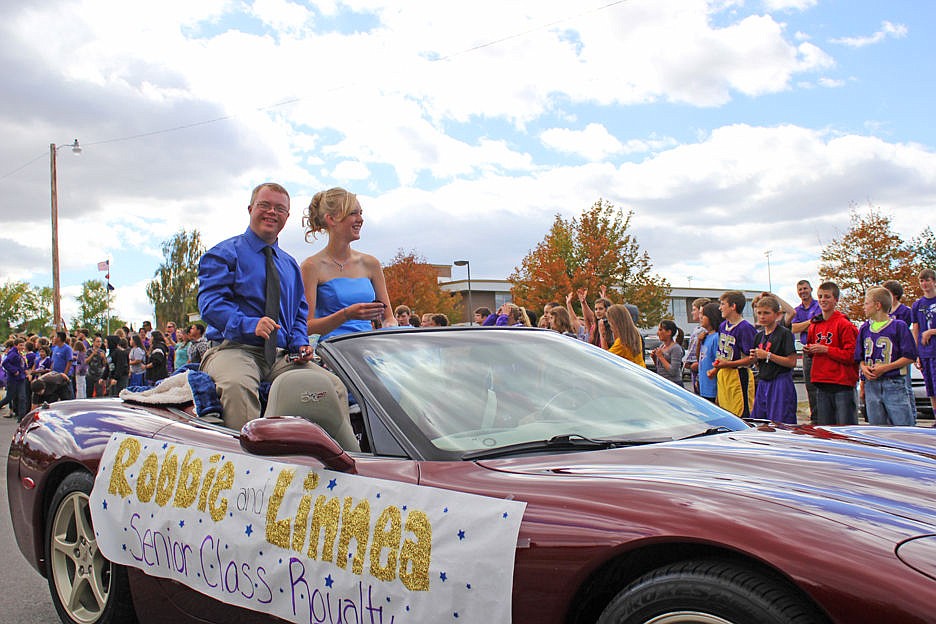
[477,425,936,538]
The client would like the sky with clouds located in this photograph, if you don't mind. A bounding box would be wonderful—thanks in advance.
[2,0,934,326]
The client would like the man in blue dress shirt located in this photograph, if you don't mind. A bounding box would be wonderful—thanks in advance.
[198,182,347,429]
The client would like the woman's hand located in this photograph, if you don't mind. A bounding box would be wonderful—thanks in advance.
[345,301,386,321]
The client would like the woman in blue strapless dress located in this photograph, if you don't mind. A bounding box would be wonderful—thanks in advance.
[301,187,396,342]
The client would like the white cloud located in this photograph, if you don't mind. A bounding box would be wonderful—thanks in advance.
[831,20,908,48]
[330,160,371,180]
[249,0,314,34]
[764,0,818,11]
[540,123,624,161]
[818,77,846,88]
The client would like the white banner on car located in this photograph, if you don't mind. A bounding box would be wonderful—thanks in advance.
[90,433,525,624]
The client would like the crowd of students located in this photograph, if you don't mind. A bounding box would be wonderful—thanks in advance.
[0,320,211,421]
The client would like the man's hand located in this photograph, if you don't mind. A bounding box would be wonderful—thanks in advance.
[254,316,281,339]
[803,343,828,355]
[922,328,935,346]
[293,345,315,363]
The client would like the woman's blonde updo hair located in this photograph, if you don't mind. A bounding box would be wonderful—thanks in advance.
[303,187,358,242]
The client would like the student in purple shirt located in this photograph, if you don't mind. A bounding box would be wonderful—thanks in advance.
[883,280,915,408]
[857,287,917,426]
[2,338,29,420]
[785,279,821,423]
[912,268,936,420]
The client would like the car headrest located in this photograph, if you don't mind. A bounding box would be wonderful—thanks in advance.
[265,367,361,452]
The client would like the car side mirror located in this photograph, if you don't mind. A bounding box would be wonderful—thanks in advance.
[239,416,357,473]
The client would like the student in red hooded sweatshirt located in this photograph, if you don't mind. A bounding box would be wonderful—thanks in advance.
[804,281,859,425]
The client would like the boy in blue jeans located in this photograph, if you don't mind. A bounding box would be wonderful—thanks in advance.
[856,287,917,426]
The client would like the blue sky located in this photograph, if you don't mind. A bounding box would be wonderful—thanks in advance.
[2,0,935,326]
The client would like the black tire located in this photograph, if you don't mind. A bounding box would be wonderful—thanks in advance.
[46,471,137,624]
[598,559,825,624]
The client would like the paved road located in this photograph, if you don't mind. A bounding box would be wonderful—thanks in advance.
[0,414,60,623]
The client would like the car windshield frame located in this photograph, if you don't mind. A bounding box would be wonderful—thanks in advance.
[319,327,747,461]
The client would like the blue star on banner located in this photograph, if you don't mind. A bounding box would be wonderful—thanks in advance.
[440,571,447,582]
[102,500,108,510]
[245,524,253,537]
[327,479,338,491]
[179,520,185,528]
[325,575,334,588]
[457,530,466,540]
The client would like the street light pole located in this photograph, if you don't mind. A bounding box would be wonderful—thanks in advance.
[49,139,81,331]
[454,260,472,325]
[765,250,773,293]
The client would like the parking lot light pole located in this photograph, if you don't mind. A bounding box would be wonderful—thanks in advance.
[454,260,472,325]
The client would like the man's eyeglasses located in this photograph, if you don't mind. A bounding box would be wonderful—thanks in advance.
[253,201,289,215]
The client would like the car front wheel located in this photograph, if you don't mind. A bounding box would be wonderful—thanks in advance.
[46,471,136,624]
[598,559,825,624]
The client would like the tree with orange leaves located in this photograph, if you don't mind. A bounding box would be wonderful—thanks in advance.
[508,199,670,327]
[383,249,462,324]
[819,205,921,320]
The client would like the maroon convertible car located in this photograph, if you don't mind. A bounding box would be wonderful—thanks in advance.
[8,327,936,624]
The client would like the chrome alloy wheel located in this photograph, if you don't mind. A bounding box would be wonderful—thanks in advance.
[49,489,112,624]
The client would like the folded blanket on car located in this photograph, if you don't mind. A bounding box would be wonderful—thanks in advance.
[120,369,223,418]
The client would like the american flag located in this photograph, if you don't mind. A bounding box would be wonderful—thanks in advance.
[97,260,109,271]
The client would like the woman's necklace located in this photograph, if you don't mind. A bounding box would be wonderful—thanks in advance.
[327,254,349,272]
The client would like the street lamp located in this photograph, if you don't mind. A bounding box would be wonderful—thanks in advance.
[50,139,81,330]
[454,260,472,325]
[764,250,773,293]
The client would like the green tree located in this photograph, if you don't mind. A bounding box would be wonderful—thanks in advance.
[146,229,205,328]
[19,285,55,335]
[509,199,671,326]
[818,205,919,320]
[0,280,34,336]
[73,279,114,334]
[910,226,936,272]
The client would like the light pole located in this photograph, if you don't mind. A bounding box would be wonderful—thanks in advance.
[454,260,472,325]
[50,139,81,330]
[765,250,773,293]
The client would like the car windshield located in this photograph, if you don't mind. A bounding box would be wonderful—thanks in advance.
[324,328,747,458]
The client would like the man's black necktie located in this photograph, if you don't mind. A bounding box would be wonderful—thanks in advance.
[263,246,280,366]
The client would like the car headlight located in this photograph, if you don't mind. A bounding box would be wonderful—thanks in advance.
[896,536,936,581]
